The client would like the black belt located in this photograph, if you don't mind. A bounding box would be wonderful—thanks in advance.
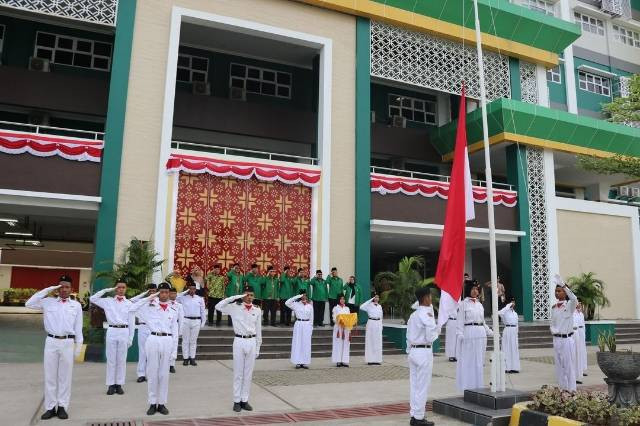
[139,322,146,325]
[505,325,517,327]
[553,333,574,338]
[235,334,256,338]
[369,318,381,320]
[47,334,75,339]
[296,319,310,321]
[578,326,584,328]
[465,322,484,326]
[109,325,128,328]
[449,317,456,320]
[411,344,431,348]
[151,332,172,336]
[185,316,201,320]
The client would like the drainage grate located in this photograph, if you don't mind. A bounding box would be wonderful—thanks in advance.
[87,422,136,426]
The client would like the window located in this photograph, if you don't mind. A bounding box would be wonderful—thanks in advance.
[546,65,562,84]
[613,25,640,48]
[525,0,555,16]
[388,94,437,125]
[578,71,611,96]
[177,53,209,82]
[229,63,292,99]
[573,12,604,36]
[0,25,5,55]
[33,31,111,71]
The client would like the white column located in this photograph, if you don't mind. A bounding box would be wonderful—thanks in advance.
[543,149,560,306]
[536,65,550,107]
[559,0,578,113]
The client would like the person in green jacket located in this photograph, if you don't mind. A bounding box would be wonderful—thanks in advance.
[279,266,294,326]
[293,268,308,296]
[244,263,263,307]
[326,267,344,326]
[343,275,363,313]
[310,269,328,327]
[225,263,244,326]
[262,266,279,326]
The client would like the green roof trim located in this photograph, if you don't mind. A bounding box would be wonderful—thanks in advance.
[371,0,581,53]
[430,98,640,157]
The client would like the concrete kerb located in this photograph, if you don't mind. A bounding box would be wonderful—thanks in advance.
[509,402,586,426]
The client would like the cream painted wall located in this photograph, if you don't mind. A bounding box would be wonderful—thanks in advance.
[557,209,637,319]
[79,269,92,297]
[115,0,356,275]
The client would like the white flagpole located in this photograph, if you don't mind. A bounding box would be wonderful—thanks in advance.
[472,0,505,392]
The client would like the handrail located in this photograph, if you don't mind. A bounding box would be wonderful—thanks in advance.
[0,120,104,140]
[370,166,514,191]
[172,140,319,165]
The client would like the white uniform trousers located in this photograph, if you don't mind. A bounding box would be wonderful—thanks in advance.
[554,336,577,391]
[170,336,178,367]
[290,320,313,365]
[502,326,521,372]
[364,319,383,363]
[43,337,75,410]
[575,328,587,376]
[331,326,350,364]
[145,335,173,405]
[105,327,129,385]
[181,318,201,359]
[408,346,433,421]
[232,337,256,403]
[444,319,460,359]
[136,325,150,377]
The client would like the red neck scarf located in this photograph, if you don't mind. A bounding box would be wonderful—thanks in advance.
[116,296,124,302]
[159,303,168,311]
[244,304,253,311]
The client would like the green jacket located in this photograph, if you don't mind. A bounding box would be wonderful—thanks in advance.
[244,272,263,300]
[262,275,279,300]
[295,277,309,296]
[225,270,243,297]
[326,276,344,299]
[279,273,294,300]
[206,273,225,298]
[310,277,328,301]
[343,283,364,306]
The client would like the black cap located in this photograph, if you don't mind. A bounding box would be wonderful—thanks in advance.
[298,289,307,295]
[158,282,171,290]
[244,285,254,293]
[267,265,274,271]
[315,269,322,274]
[331,267,337,271]
[169,287,177,292]
[59,274,73,284]
[115,276,127,285]
[186,278,197,287]
[147,283,157,290]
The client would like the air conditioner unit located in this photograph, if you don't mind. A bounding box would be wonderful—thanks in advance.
[29,57,50,72]
[28,111,50,126]
[620,186,631,197]
[192,81,210,96]
[632,187,640,198]
[230,86,246,101]
[392,115,406,128]
[601,0,623,16]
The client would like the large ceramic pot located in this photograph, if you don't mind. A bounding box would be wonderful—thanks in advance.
[597,351,640,380]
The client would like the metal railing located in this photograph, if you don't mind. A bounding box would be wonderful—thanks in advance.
[171,140,318,165]
[370,166,514,191]
[0,120,104,141]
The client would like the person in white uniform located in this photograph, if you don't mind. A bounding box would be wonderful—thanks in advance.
[550,274,578,391]
[498,298,521,374]
[129,282,179,416]
[444,310,460,362]
[573,302,588,383]
[89,278,135,395]
[26,275,83,421]
[286,289,314,369]
[135,283,157,383]
[177,277,206,366]
[331,294,351,367]
[168,287,184,373]
[360,292,383,365]
[406,285,439,426]
[456,284,493,392]
[215,285,262,412]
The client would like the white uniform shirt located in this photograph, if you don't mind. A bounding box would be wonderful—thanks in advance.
[498,305,519,326]
[550,285,577,335]
[89,288,133,326]
[285,297,313,320]
[26,286,83,344]
[406,306,439,346]
[215,296,263,348]
[457,298,492,337]
[129,297,179,337]
[170,299,184,332]
[332,304,350,323]
[573,311,585,330]
[177,292,205,323]
[360,298,383,320]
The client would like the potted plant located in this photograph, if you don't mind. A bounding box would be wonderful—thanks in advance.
[596,332,640,381]
[566,272,610,320]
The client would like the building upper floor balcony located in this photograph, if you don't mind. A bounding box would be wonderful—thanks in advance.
[0,0,117,27]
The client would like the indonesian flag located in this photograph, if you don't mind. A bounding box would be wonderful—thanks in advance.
[435,87,475,328]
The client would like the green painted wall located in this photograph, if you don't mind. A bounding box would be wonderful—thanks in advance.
[370,83,437,129]
[573,57,613,114]
[547,64,567,107]
[632,0,640,11]
[91,0,137,291]
[355,17,371,306]
[509,57,521,102]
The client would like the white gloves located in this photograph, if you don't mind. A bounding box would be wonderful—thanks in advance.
[128,339,133,348]
[255,347,260,359]
[553,274,565,286]
[74,344,82,358]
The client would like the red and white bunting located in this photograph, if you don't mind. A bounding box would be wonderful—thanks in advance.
[370,173,517,207]
[0,130,103,162]
[166,153,321,187]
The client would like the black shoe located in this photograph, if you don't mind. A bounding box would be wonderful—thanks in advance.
[137,376,146,383]
[41,409,56,420]
[301,365,309,369]
[295,364,302,369]
[169,366,176,373]
[577,380,583,384]
[343,364,349,368]
[240,401,253,411]
[512,370,520,374]
[583,373,588,377]
[183,359,189,366]
[57,407,68,420]
[146,405,157,415]
[337,363,341,367]
[115,385,124,395]
[233,402,242,412]
[448,357,456,362]
[157,404,169,415]
[190,358,197,366]
[107,385,116,395]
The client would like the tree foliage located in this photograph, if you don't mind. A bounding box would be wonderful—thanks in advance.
[566,272,610,320]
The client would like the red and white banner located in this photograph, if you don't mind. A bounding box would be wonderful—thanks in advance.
[371,173,517,207]
[0,130,103,162]
[166,153,321,187]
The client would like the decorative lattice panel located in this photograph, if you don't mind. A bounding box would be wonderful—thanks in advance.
[173,174,312,276]
[619,76,631,98]
[526,147,551,320]
[520,61,539,105]
[601,0,624,16]
[370,21,511,100]
[0,0,117,26]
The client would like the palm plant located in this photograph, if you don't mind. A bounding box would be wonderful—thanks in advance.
[376,256,435,323]
[566,272,610,320]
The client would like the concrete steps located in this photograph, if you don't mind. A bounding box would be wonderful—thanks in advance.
[616,323,640,345]
[437,323,554,352]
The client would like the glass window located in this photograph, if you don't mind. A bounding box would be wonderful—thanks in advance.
[525,0,555,16]
[388,93,437,125]
[613,25,640,48]
[33,31,112,71]
[578,71,611,97]
[229,63,292,99]
[546,65,562,84]
[573,12,604,36]
[176,53,210,83]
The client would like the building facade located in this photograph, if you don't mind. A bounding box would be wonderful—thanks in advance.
[0,0,638,321]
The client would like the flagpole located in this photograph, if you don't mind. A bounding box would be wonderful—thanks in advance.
[472,0,505,392]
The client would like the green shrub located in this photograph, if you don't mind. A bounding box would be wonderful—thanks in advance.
[618,405,640,426]
[3,288,39,304]
[530,386,615,425]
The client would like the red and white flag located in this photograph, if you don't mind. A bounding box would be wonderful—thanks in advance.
[435,87,475,328]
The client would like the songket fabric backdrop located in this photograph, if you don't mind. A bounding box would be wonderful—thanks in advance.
[173,173,312,275]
